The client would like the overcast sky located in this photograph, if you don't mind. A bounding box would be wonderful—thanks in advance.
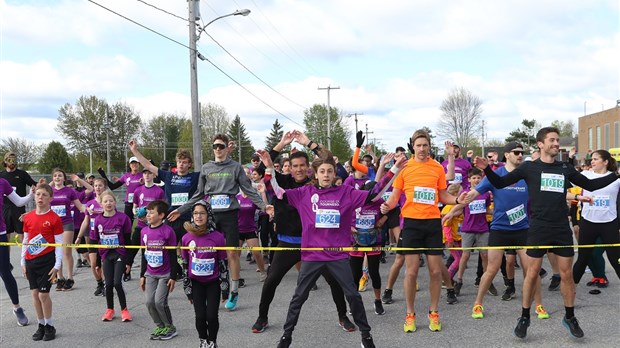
[1,0,618,153]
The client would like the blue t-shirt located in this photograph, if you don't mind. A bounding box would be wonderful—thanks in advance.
[158,169,200,219]
[475,166,529,231]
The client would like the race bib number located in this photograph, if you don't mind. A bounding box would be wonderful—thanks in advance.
[468,199,486,214]
[27,233,46,256]
[315,209,340,228]
[355,214,375,230]
[210,195,231,209]
[540,173,564,193]
[51,205,66,217]
[191,257,215,276]
[413,187,435,205]
[506,204,526,225]
[171,192,189,206]
[127,193,134,203]
[144,250,163,268]
[592,195,611,209]
[90,220,95,231]
[452,173,463,184]
[100,233,119,246]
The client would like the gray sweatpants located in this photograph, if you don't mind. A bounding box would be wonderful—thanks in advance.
[145,272,173,327]
[283,258,371,336]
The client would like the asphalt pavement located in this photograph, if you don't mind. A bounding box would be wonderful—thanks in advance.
[1,248,619,347]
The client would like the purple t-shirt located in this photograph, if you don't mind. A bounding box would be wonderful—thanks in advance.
[343,176,368,190]
[442,158,472,191]
[462,191,491,233]
[141,223,177,276]
[91,211,132,259]
[181,230,227,283]
[286,185,368,262]
[237,193,258,233]
[72,190,94,229]
[119,172,144,203]
[0,178,14,232]
[349,199,384,256]
[132,185,165,228]
[85,199,104,239]
[51,186,79,225]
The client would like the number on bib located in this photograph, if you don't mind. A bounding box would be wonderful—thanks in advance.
[144,250,164,268]
[191,257,215,276]
[315,209,340,228]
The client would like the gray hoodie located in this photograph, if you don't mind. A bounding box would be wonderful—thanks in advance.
[178,157,266,214]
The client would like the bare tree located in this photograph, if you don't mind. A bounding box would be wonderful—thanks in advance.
[0,137,43,171]
[437,87,483,148]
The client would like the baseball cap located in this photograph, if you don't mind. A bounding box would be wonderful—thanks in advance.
[76,172,85,179]
[452,143,460,148]
[4,152,16,161]
[501,141,523,161]
[129,156,139,163]
[251,154,260,161]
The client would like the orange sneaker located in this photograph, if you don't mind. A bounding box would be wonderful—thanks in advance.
[101,309,115,321]
[121,308,132,322]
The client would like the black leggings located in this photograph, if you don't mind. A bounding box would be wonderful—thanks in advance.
[350,254,381,290]
[103,250,127,310]
[0,234,19,305]
[573,218,620,283]
[192,279,221,342]
[258,215,276,261]
[258,241,347,319]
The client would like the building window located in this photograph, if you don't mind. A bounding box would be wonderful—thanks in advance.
[589,128,593,150]
[615,122,619,147]
[597,126,601,149]
[605,123,610,149]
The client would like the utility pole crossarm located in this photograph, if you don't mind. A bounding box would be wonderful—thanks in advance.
[318,85,340,149]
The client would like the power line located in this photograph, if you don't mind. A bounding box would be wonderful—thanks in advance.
[135,0,188,22]
[88,0,304,128]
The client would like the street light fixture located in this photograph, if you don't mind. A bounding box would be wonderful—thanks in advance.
[188,2,251,168]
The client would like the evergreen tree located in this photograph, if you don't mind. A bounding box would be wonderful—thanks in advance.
[38,141,73,174]
[265,119,288,152]
[302,104,352,161]
[227,115,255,164]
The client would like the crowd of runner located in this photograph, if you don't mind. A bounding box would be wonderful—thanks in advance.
[1,125,619,347]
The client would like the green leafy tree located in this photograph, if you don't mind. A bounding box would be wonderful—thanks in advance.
[505,119,540,150]
[0,137,43,171]
[437,87,483,148]
[302,104,352,161]
[38,141,73,174]
[265,119,288,152]
[550,120,575,137]
[227,115,255,164]
[178,103,230,163]
[139,113,188,164]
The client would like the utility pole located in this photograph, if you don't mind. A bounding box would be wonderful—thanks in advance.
[318,85,340,149]
[163,116,166,161]
[105,107,111,175]
[346,112,363,134]
[238,130,242,163]
[188,0,202,168]
[364,123,374,147]
[481,119,485,158]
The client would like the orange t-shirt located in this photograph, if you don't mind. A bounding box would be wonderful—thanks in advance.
[393,159,447,219]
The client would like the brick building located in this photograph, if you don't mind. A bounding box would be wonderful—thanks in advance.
[577,105,620,155]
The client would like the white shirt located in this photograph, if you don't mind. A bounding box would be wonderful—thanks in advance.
[580,170,620,223]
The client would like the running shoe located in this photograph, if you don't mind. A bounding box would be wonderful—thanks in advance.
[207,341,218,348]
[252,317,268,333]
[77,259,85,268]
[339,316,356,332]
[121,308,132,322]
[539,268,547,279]
[358,273,369,292]
[454,280,463,296]
[259,272,267,282]
[488,283,498,296]
[502,286,516,301]
[225,291,239,311]
[446,289,458,304]
[246,252,252,262]
[471,304,484,319]
[42,324,56,341]
[596,278,609,288]
[428,312,441,331]
[159,325,178,340]
[63,278,75,291]
[381,289,393,304]
[277,335,292,348]
[101,309,115,321]
[535,305,549,319]
[474,277,480,288]
[374,299,385,315]
[380,253,386,264]
[14,307,29,326]
[200,339,209,348]
[548,275,561,291]
[361,334,376,348]
[239,278,246,288]
[586,277,600,286]
[513,316,530,339]
[150,326,165,340]
[55,278,65,291]
[32,324,45,341]
[94,282,105,296]
[123,271,131,282]
[562,316,584,338]
[404,313,416,333]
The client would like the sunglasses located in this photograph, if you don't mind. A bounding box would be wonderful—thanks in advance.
[212,143,226,150]
[487,155,494,159]
[5,158,16,163]
[511,151,524,156]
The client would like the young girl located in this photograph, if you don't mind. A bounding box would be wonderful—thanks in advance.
[182,200,229,348]
[441,183,464,280]
[50,168,87,291]
[91,191,133,322]
[237,186,267,283]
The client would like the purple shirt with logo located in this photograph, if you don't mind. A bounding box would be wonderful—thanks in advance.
[91,211,132,259]
[462,190,491,233]
[140,223,177,276]
[132,185,165,228]
[51,186,79,225]
[343,176,368,190]
[181,230,227,283]
[442,158,472,191]
[72,190,94,230]
[237,193,258,233]
[119,172,144,203]
[286,185,368,262]
[85,199,104,239]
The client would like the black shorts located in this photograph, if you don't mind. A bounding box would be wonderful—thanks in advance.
[3,208,25,234]
[214,210,240,247]
[398,218,443,255]
[488,229,528,255]
[386,207,401,229]
[526,223,574,258]
[168,215,190,244]
[239,231,258,241]
[26,251,55,292]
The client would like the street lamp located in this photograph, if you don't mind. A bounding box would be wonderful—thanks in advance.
[189,2,250,168]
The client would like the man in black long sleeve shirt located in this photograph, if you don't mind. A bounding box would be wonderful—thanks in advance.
[473,127,618,340]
